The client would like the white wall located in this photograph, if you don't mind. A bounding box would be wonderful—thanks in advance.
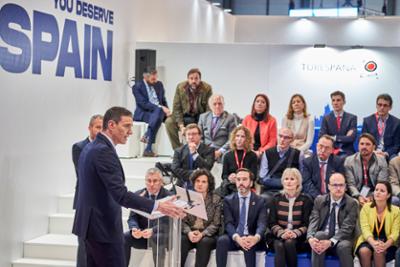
[235,16,400,47]
[137,42,400,125]
[134,0,235,44]
[0,0,135,265]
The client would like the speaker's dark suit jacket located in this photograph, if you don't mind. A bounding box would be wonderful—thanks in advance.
[171,143,215,187]
[72,137,90,209]
[318,111,357,155]
[72,133,154,244]
[302,154,345,199]
[362,113,400,159]
[223,192,267,238]
[132,80,168,122]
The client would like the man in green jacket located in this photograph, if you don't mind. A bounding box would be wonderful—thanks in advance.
[165,68,213,150]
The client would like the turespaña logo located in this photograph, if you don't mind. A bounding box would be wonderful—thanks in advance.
[364,61,377,72]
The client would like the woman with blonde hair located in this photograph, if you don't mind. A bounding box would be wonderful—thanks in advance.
[282,94,314,153]
[268,168,313,267]
[218,125,258,196]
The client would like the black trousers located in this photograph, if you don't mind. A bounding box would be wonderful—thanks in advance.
[273,239,299,267]
[85,239,125,267]
[216,234,264,267]
[181,235,216,267]
[124,231,167,267]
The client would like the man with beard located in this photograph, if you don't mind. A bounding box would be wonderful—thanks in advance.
[344,133,389,206]
[132,67,170,157]
[216,168,267,267]
[165,68,213,150]
[362,93,400,160]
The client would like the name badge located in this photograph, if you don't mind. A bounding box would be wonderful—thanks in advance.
[360,185,370,198]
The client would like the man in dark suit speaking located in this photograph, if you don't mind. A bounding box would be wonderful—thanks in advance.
[72,106,184,267]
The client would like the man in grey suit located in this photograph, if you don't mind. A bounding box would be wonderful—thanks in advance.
[198,94,237,162]
[307,173,358,267]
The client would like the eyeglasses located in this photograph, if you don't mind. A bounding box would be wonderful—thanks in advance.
[279,134,293,140]
[329,183,346,188]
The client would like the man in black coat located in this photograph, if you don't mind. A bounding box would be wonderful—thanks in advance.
[71,114,103,267]
[72,107,184,267]
[124,168,171,267]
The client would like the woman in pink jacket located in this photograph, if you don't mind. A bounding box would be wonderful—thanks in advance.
[242,93,277,158]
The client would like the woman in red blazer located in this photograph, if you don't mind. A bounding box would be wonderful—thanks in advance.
[242,93,277,158]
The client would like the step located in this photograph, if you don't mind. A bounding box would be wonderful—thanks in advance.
[12,258,75,267]
[120,157,172,176]
[58,176,146,214]
[24,234,77,261]
[49,214,130,235]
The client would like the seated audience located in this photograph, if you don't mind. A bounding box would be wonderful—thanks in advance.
[165,68,213,150]
[345,133,388,206]
[319,90,357,157]
[132,67,170,157]
[362,93,400,160]
[171,123,214,188]
[124,168,171,267]
[282,94,314,153]
[259,128,302,207]
[355,181,400,267]
[307,173,358,267]
[219,125,258,197]
[216,168,267,267]
[181,169,222,267]
[242,93,277,158]
[268,168,313,267]
[72,114,103,267]
[302,135,345,199]
[389,156,400,198]
[198,94,237,161]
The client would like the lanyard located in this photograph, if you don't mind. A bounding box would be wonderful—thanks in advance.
[234,150,246,169]
[362,160,369,185]
[375,209,387,238]
[375,113,386,137]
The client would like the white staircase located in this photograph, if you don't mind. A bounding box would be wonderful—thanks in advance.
[12,157,171,267]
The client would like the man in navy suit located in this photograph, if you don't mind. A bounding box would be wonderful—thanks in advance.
[72,107,184,267]
[362,93,400,160]
[72,114,103,267]
[216,168,267,267]
[132,67,171,157]
[171,123,215,188]
[318,91,357,157]
[124,168,171,267]
[302,135,345,199]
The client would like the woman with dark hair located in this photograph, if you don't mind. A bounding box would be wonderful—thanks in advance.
[219,125,258,196]
[181,169,222,267]
[355,180,400,267]
[242,94,277,158]
[268,168,313,267]
[282,94,314,153]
